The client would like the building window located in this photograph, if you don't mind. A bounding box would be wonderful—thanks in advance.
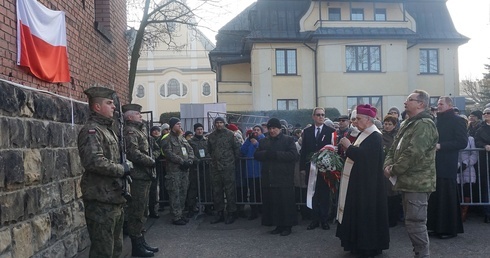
[429,96,440,108]
[351,8,364,21]
[202,82,211,96]
[136,85,144,98]
[375,9,386,21]
[328,8,341,21]
[182,84,188,96]
[346,46,381,72]
[347,96,382,118]
[276,49,297,75]
[419,49,439,74]
[167,79,180,97]
[159,85,165,97]
[277,99,298,110]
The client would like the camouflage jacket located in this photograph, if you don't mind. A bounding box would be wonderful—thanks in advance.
[188,135,209,162]
[161,131,194,172]
[384,110,438,192]
[77,112,126,204]
[207,128,241,171]
[123,120,155,180]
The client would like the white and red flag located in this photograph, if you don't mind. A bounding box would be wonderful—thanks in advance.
[16,0,70,83]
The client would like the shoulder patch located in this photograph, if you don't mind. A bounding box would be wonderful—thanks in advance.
[88,129,96,134]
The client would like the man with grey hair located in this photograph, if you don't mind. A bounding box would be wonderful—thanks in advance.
[427,96,467,239]
[384,89,438,258]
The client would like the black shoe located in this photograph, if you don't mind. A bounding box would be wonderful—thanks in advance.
[428,231,437,237]
[307,221,319,230]
[321,222,330,230]
[187,211,195,218]
[141,236,159,253]
[225,212,236,224]
[270,227,282,235]
[149,213,160,219]
[210,212,225,224]
[280,227,291,236]
[248,213,258,220]
[172,219,186,225]
[182,217,189,223]
[131,237,154,257]
[438,234,457,239]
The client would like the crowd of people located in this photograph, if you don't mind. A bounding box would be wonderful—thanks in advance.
[77,86,490,258]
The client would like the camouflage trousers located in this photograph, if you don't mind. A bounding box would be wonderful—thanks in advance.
[128,179,151,238]
[210,168,237,212]
[83,200,124,258]
[165,170,189,220]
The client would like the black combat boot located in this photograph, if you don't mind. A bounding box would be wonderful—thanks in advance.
[225,212,236,224]
[131,237,154,257]
[210,211,225,224]
[142,235,159,253]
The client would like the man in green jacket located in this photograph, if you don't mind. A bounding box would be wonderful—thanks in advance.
[384,89,438,258]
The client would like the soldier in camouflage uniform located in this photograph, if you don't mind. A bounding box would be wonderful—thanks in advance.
[77,87,130,258]
[207,117,241,224]
[384,89,438,258]
[122,104,158,257]
[161,117,195,225]
[186,123,211,217]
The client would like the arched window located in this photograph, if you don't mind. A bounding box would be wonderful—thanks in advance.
[136,85,144,98]
[182,84,188,96]
[159,84,166,97]
[202,82,211,96]
[167,79,180,97]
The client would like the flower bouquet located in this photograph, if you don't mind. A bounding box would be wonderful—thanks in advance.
[310,145,343,194]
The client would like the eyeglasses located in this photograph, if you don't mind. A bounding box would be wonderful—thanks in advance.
[315,114,325,117]
[406,98,421,102]
[483,112,490,115]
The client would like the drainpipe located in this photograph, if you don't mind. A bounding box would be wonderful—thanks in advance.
[304,42,318,107]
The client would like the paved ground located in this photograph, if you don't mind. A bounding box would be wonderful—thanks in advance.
[121,209,490,258]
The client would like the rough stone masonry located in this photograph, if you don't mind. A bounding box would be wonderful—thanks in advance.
[0,80,92,257]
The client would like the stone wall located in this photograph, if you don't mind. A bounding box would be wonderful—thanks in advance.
[0,81,91,257]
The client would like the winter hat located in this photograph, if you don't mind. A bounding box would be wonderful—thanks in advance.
[267,118,282,129]
[161,123,170,130]
[357,104,377,118]
[388,106,400,116]
[150,126,161,133]
[184,131,193,138]
[470,110,483,120]
[168,117,180,129]
[194,123,204,131]
[214,116,226,124]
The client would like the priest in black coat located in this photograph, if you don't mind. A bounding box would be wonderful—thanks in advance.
[255,118,299,236]
[336,104,389,257]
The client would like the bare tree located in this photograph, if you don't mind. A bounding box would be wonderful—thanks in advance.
[126,0,225,102]
[461,59,490,110]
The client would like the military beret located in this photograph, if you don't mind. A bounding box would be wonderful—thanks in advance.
[122,104,142,113]
[83,87,115,100]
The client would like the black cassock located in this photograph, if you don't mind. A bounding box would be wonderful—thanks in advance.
[336,132,390,253]
[254,133,298,227]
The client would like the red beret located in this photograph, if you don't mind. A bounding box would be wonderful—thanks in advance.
[226,124,239,131]
[356,104,377,118]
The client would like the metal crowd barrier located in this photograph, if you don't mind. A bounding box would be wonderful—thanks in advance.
[152,148,490,213]
[458,148,490,206]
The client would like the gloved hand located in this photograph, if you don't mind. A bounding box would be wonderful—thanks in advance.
[123,160,133,177]
[179,161,190,171]
[185,160,193,167]
[461,163,467,171]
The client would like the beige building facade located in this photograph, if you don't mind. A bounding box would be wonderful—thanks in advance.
[210,0,468,117]
[133,23,217,116]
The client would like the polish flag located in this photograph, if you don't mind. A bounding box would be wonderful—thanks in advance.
[16,0,70,83]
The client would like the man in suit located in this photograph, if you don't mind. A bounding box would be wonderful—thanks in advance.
[300,107,336,230]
